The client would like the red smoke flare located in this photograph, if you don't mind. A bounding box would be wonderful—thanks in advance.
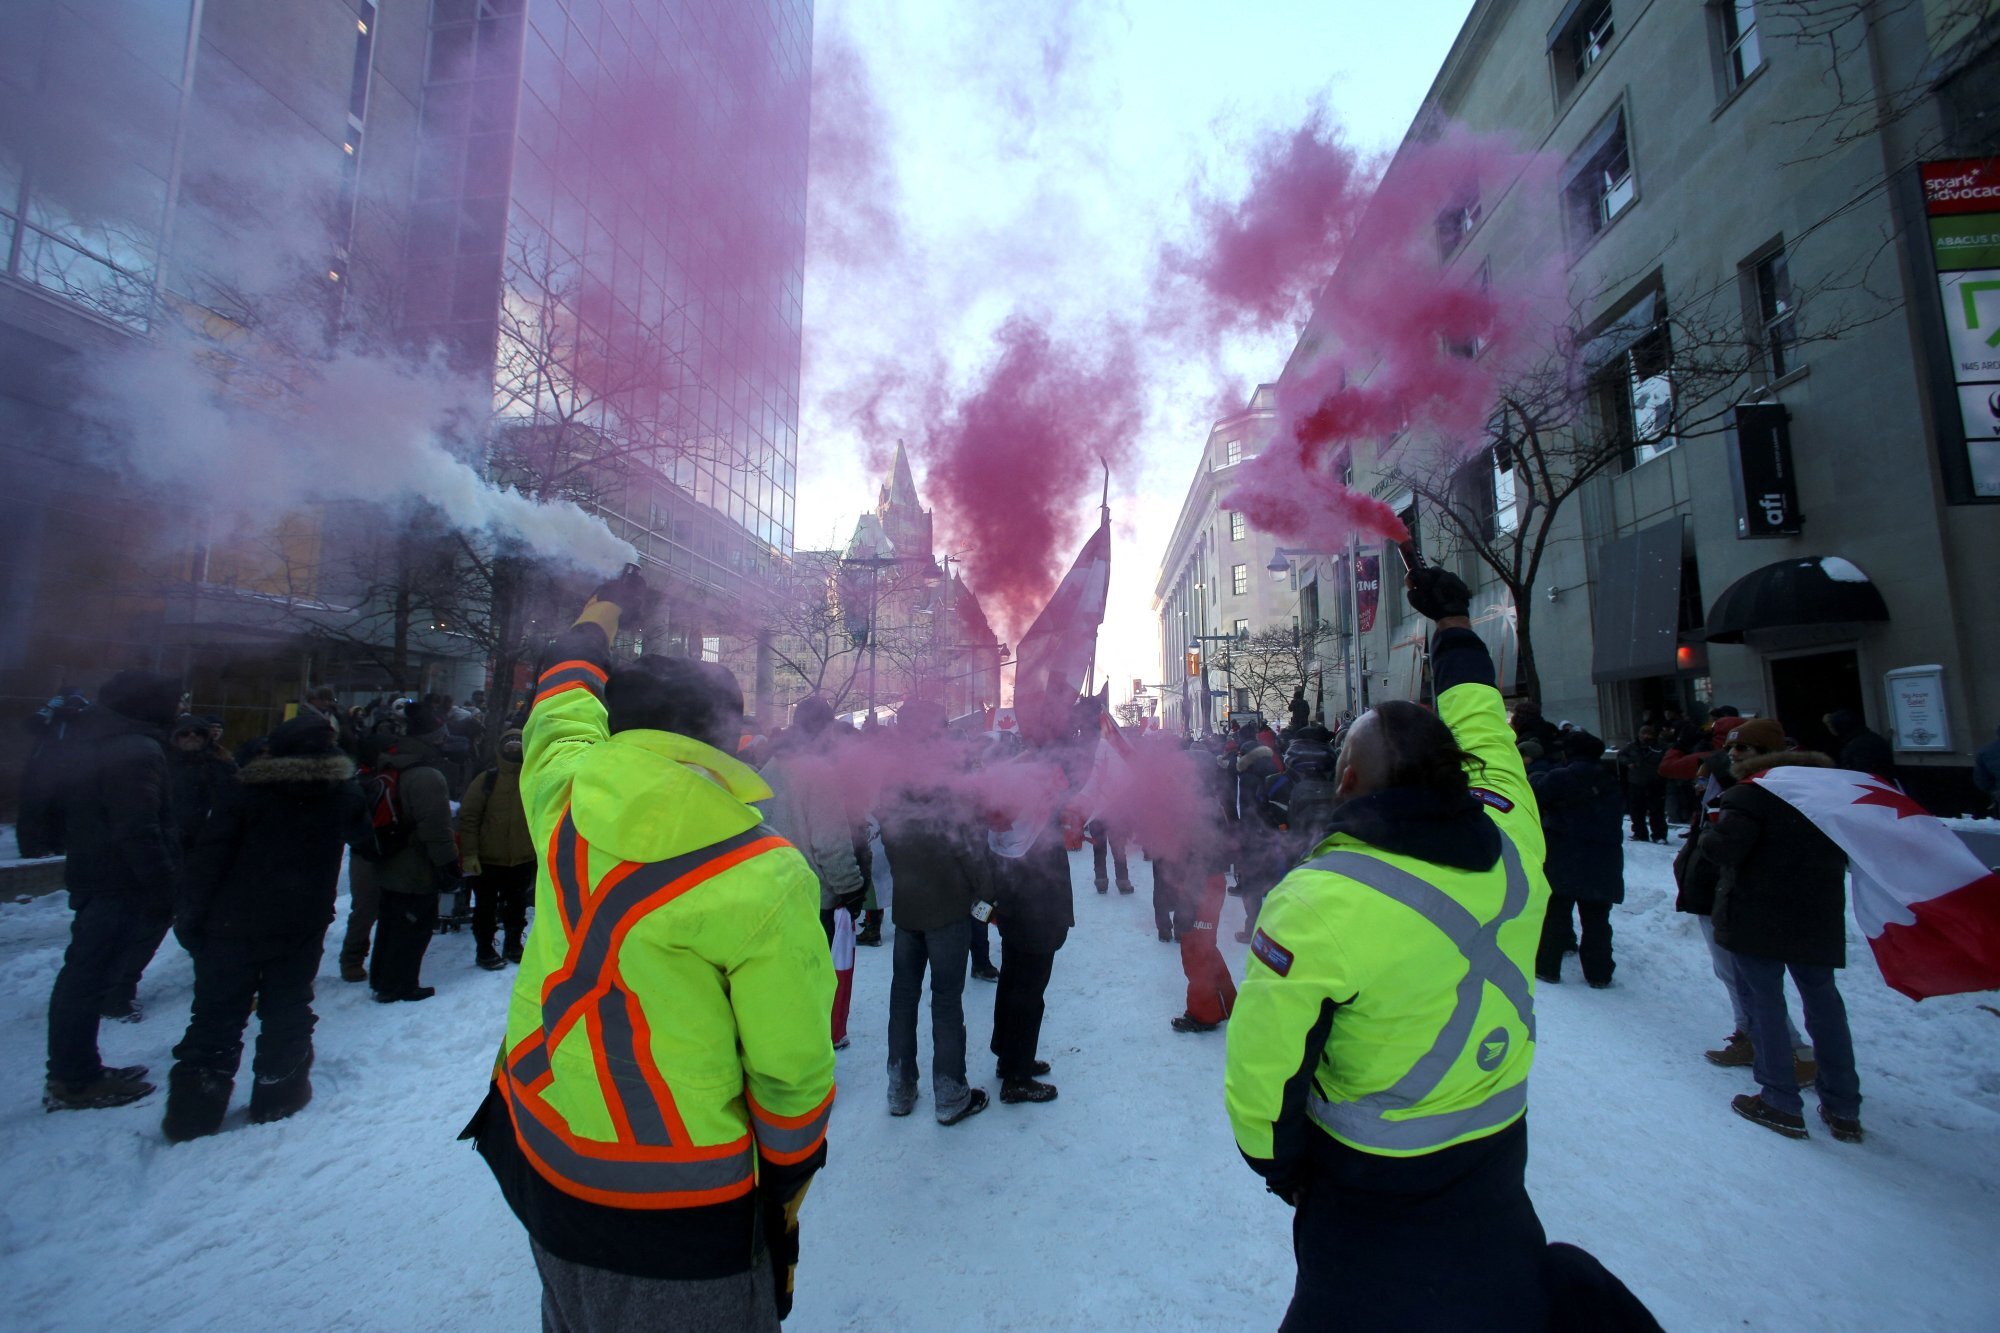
[920,317,1138,639]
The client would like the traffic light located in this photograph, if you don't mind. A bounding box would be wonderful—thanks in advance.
[1185,647,1201,677]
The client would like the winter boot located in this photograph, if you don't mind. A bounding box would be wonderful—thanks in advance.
[1116,879,1135,895]
[856,910,884,947]
[1704,1032,1755,1067]
[938,1088,989,1126]
[1094,876,1109,895]
[503,936,524,965]
[1730,1093,1807,1139]
[1817,1104,1864,1144]
[100,1000,144,1024]
[970,961,999,982]
[475,938,506,972]
[248,1062,314,1125]
[1157,927,1174,943]
[887,1081,917,1117]
[161,1066,233,1141]
[44,1065,154,1112]
[339,960,367,983]
[996,1058,1050,1079]
[1171,1013,1220,1033]
[999,1077,1058,1105]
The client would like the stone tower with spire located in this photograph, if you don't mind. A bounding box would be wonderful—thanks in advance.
[874,439,933,566]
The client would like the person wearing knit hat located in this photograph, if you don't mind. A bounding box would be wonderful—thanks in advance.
[1703,721,1865,1143]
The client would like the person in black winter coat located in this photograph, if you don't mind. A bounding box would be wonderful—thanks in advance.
[1615,727,1669,843]
[167,715,238,853]
[43,670,183,1112]
[1705,720,1863,1143]
[1532,733,1626,986]
[14,688,89,858]
[1823,709,1896,785]
[162,714,375,1140]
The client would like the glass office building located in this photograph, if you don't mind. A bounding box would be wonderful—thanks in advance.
[405,0,811,632]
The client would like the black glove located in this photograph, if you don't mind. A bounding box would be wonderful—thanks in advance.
[1405,566,1472,620]
[761,1181,808,1322]
[432,862,463,894]
[589,565,654,618]
[832,888,866,917]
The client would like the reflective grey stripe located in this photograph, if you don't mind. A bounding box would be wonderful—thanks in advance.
[1301,839,1537,1152]
[751,1095,834,1161]
[535,664,606,701]
[549,813,586,933]
[597,984,673,1146]
[511,1041,551,1087]
[504,1079,754,1200]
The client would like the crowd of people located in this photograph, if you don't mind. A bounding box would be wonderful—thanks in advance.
[11,557,1991,1331]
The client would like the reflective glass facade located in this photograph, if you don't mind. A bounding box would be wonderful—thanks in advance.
[408,0,809,602]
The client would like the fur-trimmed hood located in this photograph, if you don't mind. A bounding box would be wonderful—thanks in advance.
[239,753,356,787]
[1731,749,1833,782]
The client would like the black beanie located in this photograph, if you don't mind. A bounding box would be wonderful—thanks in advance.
[270,714,341,758]
[99,670,181,728]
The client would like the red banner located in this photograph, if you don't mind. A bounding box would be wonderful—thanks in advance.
[1355,554,1381,633]
[1921,157,2000,216]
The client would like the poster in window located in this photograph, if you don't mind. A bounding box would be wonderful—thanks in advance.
[1883,664,1951,752]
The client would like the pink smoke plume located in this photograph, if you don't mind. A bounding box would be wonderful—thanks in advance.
[1170,120,1555,551]
[1163,111,1373,334]
[920,317,1139,639]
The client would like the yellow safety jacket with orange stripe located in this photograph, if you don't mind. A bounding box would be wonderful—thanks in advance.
[496,623,836,1216]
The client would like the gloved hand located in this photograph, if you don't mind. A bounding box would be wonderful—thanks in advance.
[460,856,483,879]
[761,1179,811,1322]
[1405,566,1472,621]
[433,862,463,895]
[832,888,866,917]
[587,565,653,619]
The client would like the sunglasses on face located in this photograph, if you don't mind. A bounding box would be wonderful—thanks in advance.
[1726,742,1757,753]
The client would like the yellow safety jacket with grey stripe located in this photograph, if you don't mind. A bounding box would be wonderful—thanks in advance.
[1225,626,1550,1167]
[498,620,836,1210]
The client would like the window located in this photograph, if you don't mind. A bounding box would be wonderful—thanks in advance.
[1233,618,1250,640]
[1435,191,1482,260]
[1229,510,1246,541]
[1591,324,1676,469]
[1562,110,1636,248]
[1550,0,1615,99]
[1749,246,1798,378]
[1493,448,1519,533]
[1231,563,1249,596]
[1224,439,1242,466]
[1234,688,1251,712]
[1717,1,1763,91]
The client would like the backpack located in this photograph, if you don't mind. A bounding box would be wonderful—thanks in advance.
[353,764,410,863]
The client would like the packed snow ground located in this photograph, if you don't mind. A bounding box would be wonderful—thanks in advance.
[1,839,1996,1331]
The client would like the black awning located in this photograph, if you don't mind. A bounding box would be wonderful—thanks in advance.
[1591,519,1685,683]
[1702,556,1890,644]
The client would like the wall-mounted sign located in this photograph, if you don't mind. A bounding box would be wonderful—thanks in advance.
[1884,663,1951,752]
[1921,158,2000,498]
[1355,554,1382,633]
[1728,402,1804,537]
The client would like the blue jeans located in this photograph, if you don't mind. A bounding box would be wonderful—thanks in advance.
[1732,952,1862,1119]
[888,918,972,1119]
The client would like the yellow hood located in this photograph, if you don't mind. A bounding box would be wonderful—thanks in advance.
[568,729,775,864]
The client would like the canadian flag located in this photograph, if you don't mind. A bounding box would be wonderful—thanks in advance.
[1750,766,2000,1000]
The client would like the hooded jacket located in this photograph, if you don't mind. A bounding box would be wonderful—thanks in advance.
[373,732,459,893]
[61,705,177,907]
[1705,751,1849,968]
[1533,757,1626,904]
[1226,626,1551,1182]
[178,751,372,942]
[459,728,534,870]
[879,780,990,932]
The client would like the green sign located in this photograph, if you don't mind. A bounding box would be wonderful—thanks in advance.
[1931,215,2000,271]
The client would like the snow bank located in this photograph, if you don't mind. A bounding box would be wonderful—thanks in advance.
[0,841,1994,1330]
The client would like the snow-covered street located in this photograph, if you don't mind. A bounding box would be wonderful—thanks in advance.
[2,840,1996,1331]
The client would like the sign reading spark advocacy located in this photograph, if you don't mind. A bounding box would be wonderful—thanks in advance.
[1922,157,2000,497]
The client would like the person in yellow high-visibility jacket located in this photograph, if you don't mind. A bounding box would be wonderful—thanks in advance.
[463,570,836,1330]
[1225,567,1659,1332]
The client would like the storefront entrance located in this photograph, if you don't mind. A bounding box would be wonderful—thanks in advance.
[1767,649,1865,757]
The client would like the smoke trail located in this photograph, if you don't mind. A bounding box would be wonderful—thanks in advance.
[917,316,1140,639]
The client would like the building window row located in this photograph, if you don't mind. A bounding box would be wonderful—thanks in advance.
[1231,563,1249,596]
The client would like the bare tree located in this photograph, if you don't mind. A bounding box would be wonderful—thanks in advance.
[1382,262,1889,700]
[1226,619,1338,722]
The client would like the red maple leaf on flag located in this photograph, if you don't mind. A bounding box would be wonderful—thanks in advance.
[1852,782,1930,820]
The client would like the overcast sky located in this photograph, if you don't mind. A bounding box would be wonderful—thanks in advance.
[798,0,1475,710]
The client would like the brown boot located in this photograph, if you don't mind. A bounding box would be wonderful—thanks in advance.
[1704,1031,1754,1067]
